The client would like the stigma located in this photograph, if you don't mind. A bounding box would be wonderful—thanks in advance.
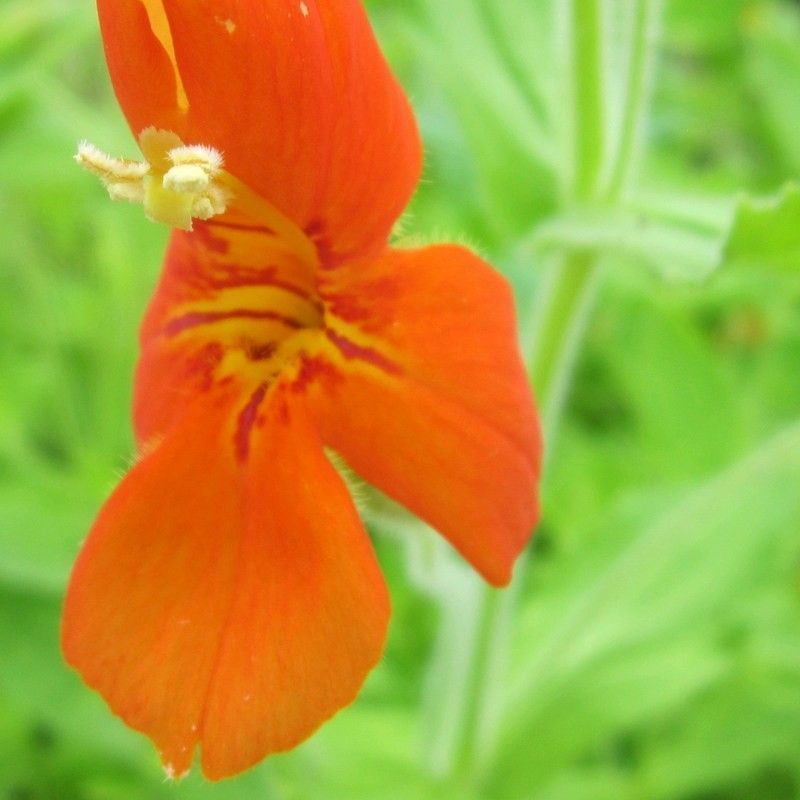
[75,128,229,231]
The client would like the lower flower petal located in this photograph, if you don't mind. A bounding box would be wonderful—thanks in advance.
[199,388,390,779]
[311,244,542,586]
[61,386,389,780]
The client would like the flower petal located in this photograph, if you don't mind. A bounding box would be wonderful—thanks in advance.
[62,385,389,780]
[309,245,543,586]
[200,389,390,779]
[96,0,184,136]
[96,0,422,261]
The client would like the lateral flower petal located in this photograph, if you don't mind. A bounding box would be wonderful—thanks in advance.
[97,0,422,261]
[62,385,390,780]
[311,245,543,586]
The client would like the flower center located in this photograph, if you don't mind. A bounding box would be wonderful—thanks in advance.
[76,128,229,231]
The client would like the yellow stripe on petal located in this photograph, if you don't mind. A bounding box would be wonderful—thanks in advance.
[139,0,189,113]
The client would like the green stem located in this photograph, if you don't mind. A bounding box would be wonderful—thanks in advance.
[450,587,506,783]
[605,0,661,200]
[527,252,601,445]
[424,0,664,790]
[566,0,607,201]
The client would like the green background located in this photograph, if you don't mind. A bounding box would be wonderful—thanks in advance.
[2,0,800,798]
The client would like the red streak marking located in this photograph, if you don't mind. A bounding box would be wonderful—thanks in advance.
[207,220,277,236]
[325,330,401,375]
[235,383,269,462]
[304,218,325,240]
[318,276,400,328]
[211,274,322,310]
[275,398,291,425]
[165,309,305,337]
[192,223,230,254]
[304,218,342,268]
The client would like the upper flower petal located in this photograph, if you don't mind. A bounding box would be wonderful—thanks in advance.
[62,384,390,780]
[309,245,543,586]
[96,0,422,261]
[94,0,185,135]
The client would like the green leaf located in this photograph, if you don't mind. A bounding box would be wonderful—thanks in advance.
[484,419,800,797]
[528,207,724,281]
[599,277,743,480]
[743,2,800,175]
[724,183,800,271]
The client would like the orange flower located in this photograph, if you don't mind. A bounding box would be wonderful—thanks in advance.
[63,0,542,782]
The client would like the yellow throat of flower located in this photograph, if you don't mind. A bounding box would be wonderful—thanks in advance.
[75,128,229,231]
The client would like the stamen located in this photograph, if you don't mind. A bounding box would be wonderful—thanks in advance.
[169,145,224,173]
[163,145,223,194]
[75,141,150,184]
[75,133,229,231]
[107,182,146,203]
[163,164,211,194]
[192,185,231,220]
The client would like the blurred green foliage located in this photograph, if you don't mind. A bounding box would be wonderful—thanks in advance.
[1,1,800,798]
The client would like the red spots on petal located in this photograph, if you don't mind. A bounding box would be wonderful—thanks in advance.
[291,356,341,394]
[246,341,279,362]
[185,342,225,391]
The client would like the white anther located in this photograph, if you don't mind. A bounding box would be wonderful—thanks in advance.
[163,163,211,194]
[169,144,223,174]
